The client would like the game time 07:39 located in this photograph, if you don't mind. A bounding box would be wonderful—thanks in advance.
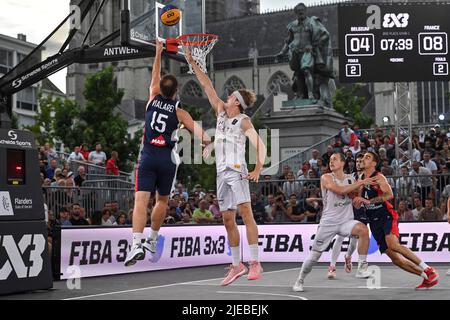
[380,38,413,51]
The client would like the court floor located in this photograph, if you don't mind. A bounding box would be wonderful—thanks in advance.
[2,263,449,300]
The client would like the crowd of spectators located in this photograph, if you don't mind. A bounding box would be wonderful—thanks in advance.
[42,122,450,239]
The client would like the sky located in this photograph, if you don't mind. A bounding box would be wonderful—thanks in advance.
[0,0,322,94]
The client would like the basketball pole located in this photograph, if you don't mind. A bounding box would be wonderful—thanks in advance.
[121,0,130,46]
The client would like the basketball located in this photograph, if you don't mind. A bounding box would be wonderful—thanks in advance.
[160,5,181,26]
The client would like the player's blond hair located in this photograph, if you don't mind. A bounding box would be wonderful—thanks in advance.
[237,89,257,111]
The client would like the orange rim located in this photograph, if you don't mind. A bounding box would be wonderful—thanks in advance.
[177,33,219,46]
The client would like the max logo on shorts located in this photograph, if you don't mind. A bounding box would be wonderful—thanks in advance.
[150,135,167,147]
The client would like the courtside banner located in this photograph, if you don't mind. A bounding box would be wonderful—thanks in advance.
[60,225,231,279]
[241,222,450,263]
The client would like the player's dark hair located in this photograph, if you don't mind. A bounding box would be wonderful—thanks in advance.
[333,152,346,162]
[160,74,178,98]
[367,151,380,166]
[356,153,365,159]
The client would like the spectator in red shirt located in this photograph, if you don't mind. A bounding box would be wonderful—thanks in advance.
[106,151,119,176]
[80,143,90,161]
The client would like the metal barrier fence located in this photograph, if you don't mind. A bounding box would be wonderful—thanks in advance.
[68,160,132,181]
[250,174,450,210]
[43,186,134,218]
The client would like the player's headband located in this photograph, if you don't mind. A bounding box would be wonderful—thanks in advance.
[232,91,248,110]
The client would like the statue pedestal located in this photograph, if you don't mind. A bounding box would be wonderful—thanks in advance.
[262,98,351,161]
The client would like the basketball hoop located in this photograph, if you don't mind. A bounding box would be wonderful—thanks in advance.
[165,33,218,74]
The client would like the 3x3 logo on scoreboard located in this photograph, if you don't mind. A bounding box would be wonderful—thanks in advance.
[338,3,450,83]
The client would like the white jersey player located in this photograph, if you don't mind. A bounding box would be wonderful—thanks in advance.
[185,49,267,286]
[293,153,374,292]
[328,153,368,279]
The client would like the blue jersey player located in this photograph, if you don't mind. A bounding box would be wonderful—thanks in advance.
[125,40,210,266]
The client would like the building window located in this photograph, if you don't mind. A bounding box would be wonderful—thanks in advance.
[0,48,13,74]
[16,86,38,112]
[267,71,291,95]
[182,80,203,97]
[223,76,246,96]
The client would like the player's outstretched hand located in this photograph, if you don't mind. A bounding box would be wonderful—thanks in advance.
[246,170,261,183]
[155,38,164,55]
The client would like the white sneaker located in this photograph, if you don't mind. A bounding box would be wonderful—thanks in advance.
[124,243,145,267]
[327,265,336,279]
[355,261,371,278]
[446,268,450,276]
[142,237,158,254]
[293,278,304,292]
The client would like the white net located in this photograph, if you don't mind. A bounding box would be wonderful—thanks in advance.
[178,34,218,74]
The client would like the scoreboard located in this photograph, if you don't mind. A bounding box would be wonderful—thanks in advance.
[338,2,450,83]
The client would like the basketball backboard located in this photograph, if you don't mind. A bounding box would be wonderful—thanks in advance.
[128,0,205,55]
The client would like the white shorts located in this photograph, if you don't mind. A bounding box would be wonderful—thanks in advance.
[312,220,360,252]
[217,170,251,212]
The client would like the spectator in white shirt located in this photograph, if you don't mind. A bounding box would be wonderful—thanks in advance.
[396,166,413,201]
[411,197,423,221]
[349,140,361,157]
[411,141,422,162]
[339,122,354,145]
[421,152,438,174]
[309,149,320,170]
[410,161,433,206]
[68,146,86,163]
[88,143,107,166]
[282,171,302,198]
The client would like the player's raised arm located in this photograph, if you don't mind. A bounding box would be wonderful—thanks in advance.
[149,39,164,101]
[184,48,225,114]
[176,108,211,146]
[321,174,372,196]
[241,118,266,183]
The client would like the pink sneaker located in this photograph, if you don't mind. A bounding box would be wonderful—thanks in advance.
[327,265,336,279]
[344,255,352,273]
[247,261,263,281]
[221,263,248,286]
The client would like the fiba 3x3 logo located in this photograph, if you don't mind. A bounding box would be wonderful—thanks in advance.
[366,5,410,29]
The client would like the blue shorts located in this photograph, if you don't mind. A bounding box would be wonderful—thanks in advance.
[135,149,179,196]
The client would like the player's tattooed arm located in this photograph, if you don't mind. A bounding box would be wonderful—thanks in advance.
[369,192,391,204]
[370,174,394,204]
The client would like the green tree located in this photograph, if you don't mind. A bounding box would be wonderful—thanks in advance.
[24,93,56,145]
[11,113,19,129]
[75,66,140,172]
[333,84,374,129]
[53,98,83,149]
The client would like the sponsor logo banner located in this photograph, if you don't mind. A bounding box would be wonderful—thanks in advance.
[60,222,450,279]
[60,225,231,279]
[241,223,450,263]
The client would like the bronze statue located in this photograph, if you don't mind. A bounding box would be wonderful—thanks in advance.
[277,3,335,107]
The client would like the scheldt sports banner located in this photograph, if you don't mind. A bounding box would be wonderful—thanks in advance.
[60,225,232,279]
[241,222,450,263]
[60,222,450,279]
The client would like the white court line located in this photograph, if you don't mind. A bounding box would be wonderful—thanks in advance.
[217,291,308,300]
[63,266,302,300]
